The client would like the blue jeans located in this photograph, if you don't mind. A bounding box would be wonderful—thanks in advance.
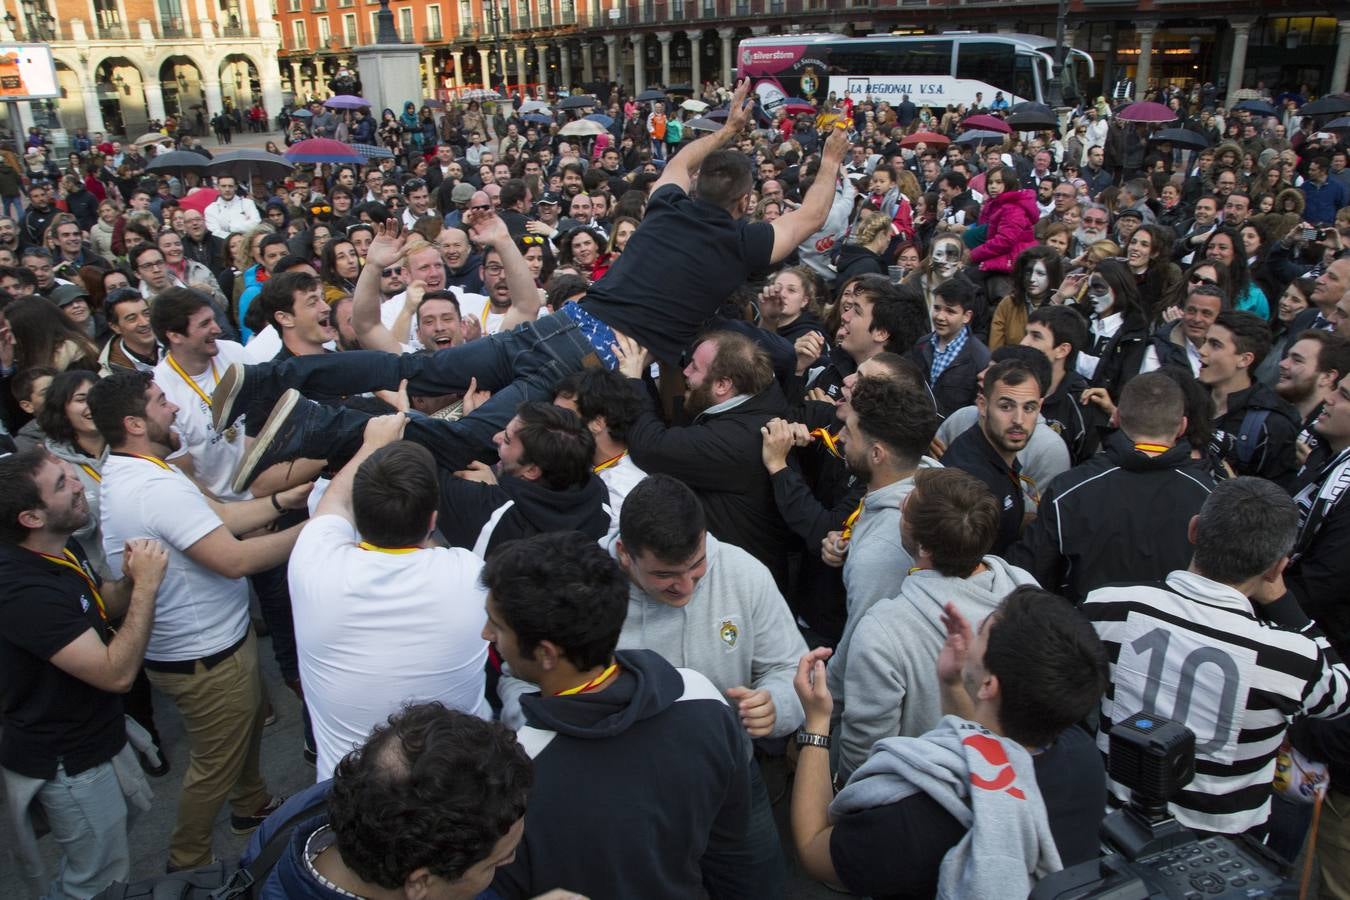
[255,312,601,473]
[37,760,131,898]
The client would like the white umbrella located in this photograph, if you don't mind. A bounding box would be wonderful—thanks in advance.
[460,88,501,102]
[559,118,607,137]
[681,99,709,113]
[519,99,551,114]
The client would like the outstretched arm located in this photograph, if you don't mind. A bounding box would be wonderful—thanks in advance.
[467,207,541,331]
[655,79,755,194]
[352,219,409,353]
[770,125,850,263]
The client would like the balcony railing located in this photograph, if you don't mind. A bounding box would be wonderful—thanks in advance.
[425,25,444,40]
[97,22,127,38]
[221,23,247,36]
[161,19,188,37]
[286,34,310,49]
[343,28,359,44]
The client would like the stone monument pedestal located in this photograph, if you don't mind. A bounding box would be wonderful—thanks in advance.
[356,43,426,117]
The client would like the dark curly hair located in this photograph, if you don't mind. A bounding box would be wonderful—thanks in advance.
[327,702,532,889]
[481,531,629,670]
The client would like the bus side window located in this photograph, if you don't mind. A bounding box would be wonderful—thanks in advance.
[956,42,1016,97]
[1013,54,1037,102]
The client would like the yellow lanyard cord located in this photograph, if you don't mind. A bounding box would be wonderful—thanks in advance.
[165,353,218,408]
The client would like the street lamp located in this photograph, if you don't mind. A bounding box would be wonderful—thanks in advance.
[1045,0,1069,108]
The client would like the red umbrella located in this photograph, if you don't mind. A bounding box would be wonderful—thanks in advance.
[1114,101,1178,124]
[781,99,817,116]
[959,114,1011,134]
[900,130,950,149]
[178,187,218,213]
[284,138,364,164]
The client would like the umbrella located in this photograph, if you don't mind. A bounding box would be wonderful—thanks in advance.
[519,99,551,114]
[1300,94,1350,117]
[559,118,607,137]
[460,88,500,102]
[1147,128,1211,150]
[960,114,1011,134]
[134,132,174,149]
[289,108,313,118]
[324,95,370,110]
[667,84,693,94]
[1006,102,1058,131]
[705,104,773,127]
[351,143,395,160]
[636,89,667,102]
[954,129,1006,146]
[178,187,218,213]
[207,149,294,183]
[145,150,210,175]
[681,99,709,114]
[686,116,721,132]
[584,113,614,127]
[522,113,554,126]
[1323,116,1350,131]
[899,130,949,149]
[558,94,598,110]
[1115,101,1177,123]
[285,138,363,164]
[780,98,816,116]
[1233,99,1278,117]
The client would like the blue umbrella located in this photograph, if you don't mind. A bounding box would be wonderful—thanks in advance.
[324,95,371,110]
[1234,99,1278,117]
[522,113,554,125]
[351,143,395,160]
[584,113,614,127]
[954,129,1005,145]
[289,108,313,118]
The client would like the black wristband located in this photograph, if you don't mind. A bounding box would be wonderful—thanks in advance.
[271,493,283,513]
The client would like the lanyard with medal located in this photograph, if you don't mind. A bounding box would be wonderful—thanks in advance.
[165,353,238,442]
[35,548,112,631]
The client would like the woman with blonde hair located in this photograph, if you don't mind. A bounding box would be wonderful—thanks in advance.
[834,209,891,287]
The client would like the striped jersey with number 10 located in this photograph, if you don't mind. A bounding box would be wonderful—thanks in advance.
[1082,569,1350,835]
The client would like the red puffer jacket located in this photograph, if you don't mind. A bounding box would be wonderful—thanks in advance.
[969,188,1041,274]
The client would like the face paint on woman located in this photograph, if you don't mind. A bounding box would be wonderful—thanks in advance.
[931,241,962,278]
[1026,261,1050,298]
[1087,277,1115,315]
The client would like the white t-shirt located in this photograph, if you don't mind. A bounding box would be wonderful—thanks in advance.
[101,454,249,662]
[289,515,491,780]
[155,341,252,501]
[596,452,647,548]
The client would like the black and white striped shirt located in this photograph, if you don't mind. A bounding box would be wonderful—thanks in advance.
[1082,570,1350,834]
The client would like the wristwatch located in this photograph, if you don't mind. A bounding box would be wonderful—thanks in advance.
[796,730,831,750]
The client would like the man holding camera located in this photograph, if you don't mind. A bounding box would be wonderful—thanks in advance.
[1082,478,1350,837]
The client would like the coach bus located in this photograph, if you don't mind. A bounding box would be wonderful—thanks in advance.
[736,32,1095,112]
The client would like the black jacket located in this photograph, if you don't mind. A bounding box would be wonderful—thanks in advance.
[627,380,794,589]
[436,472,610,557]
[1287,447,1350,657]
[1039,371,1102,465]
[19,203,55,249]
[1088,311,1148,402]
[940,422,1025,554]
[492,649,759,900]
[1146,320,1194,373]
[833,243,888,288]
[908,331,991,418]
[1007,431,1214,604]
[1211,380,1301,488]
[64,186,99,232]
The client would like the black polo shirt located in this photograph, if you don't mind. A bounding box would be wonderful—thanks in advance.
[940,422,1027,554]
[580,182,775,364]
[0,539,125,779]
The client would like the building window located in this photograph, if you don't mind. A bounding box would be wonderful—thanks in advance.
[343,12,357,43]
[516,0,529,28]
[292,19,307,47]
[318,15,331,43]
[427,4,442,38]
[459,0,472,33]
[399,5,413,37]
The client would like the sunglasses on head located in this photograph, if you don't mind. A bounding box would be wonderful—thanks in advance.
[310,205,332,215]
[520,235,544,245]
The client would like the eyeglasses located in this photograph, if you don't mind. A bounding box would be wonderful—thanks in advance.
[519,235,544,245]
[1189,273,1219,286]
[381,265,404,277]
[483,264,506,275]
[310,204,332,215]
[1082,216,1108,225]
[137,259,165,269]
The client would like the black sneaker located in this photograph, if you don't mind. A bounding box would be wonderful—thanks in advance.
[210,361,249,434]
[139,747,170,778]
[230,795,286,835]
[229,389,311,494]
[303,735,317,766]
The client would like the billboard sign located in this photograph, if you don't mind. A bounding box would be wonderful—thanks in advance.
[0,44,59,101]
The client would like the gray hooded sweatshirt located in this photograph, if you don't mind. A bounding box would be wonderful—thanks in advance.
[837,555,1038,781]
[498,534,808,740]
[829,458,942,713]
[831,716,1063,900]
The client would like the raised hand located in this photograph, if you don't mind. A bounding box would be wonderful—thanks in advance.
[365,218,407,270]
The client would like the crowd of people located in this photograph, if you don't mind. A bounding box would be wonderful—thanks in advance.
[4,69,1350,899]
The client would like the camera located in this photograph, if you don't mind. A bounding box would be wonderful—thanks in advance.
[1030,714,1293,899]
[1300,227,1330,242]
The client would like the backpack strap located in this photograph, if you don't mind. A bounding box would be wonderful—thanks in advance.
[210,795,330,899]
[1234,408,1270,467]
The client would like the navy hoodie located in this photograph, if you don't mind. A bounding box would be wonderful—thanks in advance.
[492,649,759,899]
[436,472,610,557]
